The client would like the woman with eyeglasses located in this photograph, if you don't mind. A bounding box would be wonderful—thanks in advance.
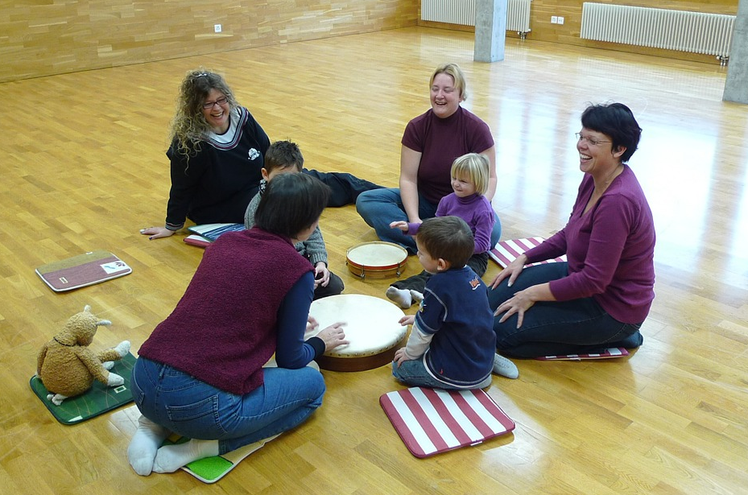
[488,102,655,358]
[355,62,501,254]
[141,68,381,240]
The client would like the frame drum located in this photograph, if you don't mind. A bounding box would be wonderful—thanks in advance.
[305,294,408,371]
[346,241,408,279]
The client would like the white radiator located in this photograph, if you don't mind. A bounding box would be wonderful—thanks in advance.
[421,0,532,34]
[580,3,736,62]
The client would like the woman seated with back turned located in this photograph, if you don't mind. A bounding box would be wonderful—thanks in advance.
[141,68,381,240]
[489,102,655,358]
[127,173,348,476]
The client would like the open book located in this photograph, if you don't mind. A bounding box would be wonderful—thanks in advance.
[185,223,245,247]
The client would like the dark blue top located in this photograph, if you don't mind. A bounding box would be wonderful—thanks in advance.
[416,266,496,388]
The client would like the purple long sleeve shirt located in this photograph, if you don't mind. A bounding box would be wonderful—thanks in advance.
[525,166,655,323]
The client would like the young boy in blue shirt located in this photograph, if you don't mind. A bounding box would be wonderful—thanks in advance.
[392,216,518,389]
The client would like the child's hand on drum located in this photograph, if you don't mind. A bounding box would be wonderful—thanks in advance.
[399,315,415,326]
[389,221,409,232]
[317,322,349,351]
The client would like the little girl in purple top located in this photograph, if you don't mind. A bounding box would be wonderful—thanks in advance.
[386,153,495,309]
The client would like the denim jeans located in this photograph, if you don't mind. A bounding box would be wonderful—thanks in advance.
[130,357,326,455]
[392,359,492,390]
[488,262,643,358]
[356,187,502,254]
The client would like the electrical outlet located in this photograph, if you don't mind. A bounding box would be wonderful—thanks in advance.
[551,16,558,24]
[557,17,565,25]
[214,24,222,33]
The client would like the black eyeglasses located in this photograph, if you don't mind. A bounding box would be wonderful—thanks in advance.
[202,96,228,109]
[575,133,610,147]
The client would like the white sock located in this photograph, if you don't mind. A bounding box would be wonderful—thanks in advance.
[127,416,171,476]
[386,286,412,309]
[152,438,220,473]
[493,354,519,379]
[409,290,424,304]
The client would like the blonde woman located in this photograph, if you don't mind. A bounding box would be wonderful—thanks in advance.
[356,63,501,253]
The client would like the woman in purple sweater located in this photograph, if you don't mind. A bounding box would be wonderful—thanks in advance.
[127,173,348,476]
[488,103,655,358]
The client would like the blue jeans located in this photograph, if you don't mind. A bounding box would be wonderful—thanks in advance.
[356,188,502,254]
[488,262,643,358]
[392,359,491,390]
[130,357,326,455]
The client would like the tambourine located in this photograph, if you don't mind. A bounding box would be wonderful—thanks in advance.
[346,241,408,279]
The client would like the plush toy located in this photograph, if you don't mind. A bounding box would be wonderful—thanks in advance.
[36,305,131,406]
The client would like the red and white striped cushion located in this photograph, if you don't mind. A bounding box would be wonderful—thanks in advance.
[379,387,515,458]
[489,237,567,268]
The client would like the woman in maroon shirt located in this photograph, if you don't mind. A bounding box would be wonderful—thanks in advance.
[356,63,501,253]
[489,103,655,358]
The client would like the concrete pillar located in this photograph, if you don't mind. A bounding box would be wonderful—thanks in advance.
[724,0,748,103]
[474,0,507,63]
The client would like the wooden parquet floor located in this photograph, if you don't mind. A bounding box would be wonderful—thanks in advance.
[1,27,747,494]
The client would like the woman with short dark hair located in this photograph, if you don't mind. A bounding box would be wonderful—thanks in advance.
[127,173,348,476]
[489,102,655,358]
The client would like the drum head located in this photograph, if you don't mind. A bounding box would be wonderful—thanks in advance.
[306,294,408,370]
[346,242,407,269]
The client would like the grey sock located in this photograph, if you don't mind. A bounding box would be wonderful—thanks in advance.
[386,286,412,309]
[493,354,519,379]
[409,290,424,304]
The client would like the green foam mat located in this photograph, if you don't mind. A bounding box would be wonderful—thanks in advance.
[165,435,276,483]
[30,352,136,425]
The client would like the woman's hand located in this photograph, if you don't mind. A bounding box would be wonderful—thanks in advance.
[389,221,409,232]
[316,322,349,351]
[490,254,527,289]
[306,315,319,333]
[140,226,175,240]
[313,263,330,288]
[393,347,415,367]
[494,288,536,328]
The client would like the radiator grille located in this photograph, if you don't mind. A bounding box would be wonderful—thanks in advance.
[421,0,532,33]
[580,3,735,59]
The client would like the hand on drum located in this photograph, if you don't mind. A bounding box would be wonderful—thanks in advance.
[306,315,319,333]
[389,221,409,233]
[399,315,415,326]
[316,322,349,351]
[313,262,331,288]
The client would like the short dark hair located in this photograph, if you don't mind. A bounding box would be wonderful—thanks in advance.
[265,140,304,174]
[255,173,330,238]
[581,102,642,163]
[416,216,475,268]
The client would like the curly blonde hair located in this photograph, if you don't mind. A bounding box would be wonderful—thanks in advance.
[169,68,238,160]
